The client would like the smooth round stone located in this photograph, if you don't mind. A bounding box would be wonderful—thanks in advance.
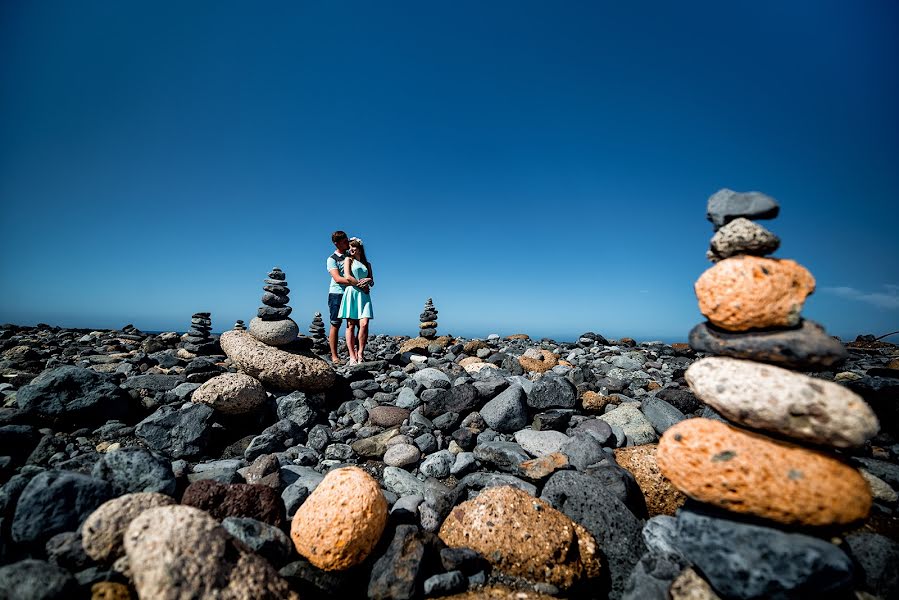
[383,443,421,467]
[261,292,290,307]
[368,406,410,428]
[438,486,601,590]
[657,418,872,526]
[513,430,570,457]
[191,372,268,415]
[694,256,815,331]
[706,188,779,229]
[708,217,780,260]
[419,328,437,338]
[290,467,387,570]
[267,269,286,280]
[220,330,334,392]
[81,492,176,563]
[249,317,299,346]
[419,321,438,329]
[685,356,878,448]
[264,278,286,285]
[688,319,848,370]
[257,306,292,320]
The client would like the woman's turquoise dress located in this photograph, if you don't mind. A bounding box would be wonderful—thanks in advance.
[337,260,374,319]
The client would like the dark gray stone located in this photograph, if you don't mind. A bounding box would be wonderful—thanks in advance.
[689,320,848,371]
[368,524,443,600]
[541,470,646,600]
[11,470,112,546]
[621,551,688,600]
[842,532,899,599]
[706,188,779,229]
[0,559,78,599]
[472,441,530,474]
[45,531,91,570]
[258,306,292,320]
[276,391,318,428]
[423,571,466,596]
[526,375,577,410]
[121,373,185,393]
[135,403,216,459]
[221,517,292,567]
[91,447,176,496]
[654,388,701,414]
[479,385,527,433]
[674,506,854,599]
[16,366,131,424]
[639,396,685,435]
[560,433,607,470]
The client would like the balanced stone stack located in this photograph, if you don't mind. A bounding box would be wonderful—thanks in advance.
[249,267,298,346]
[419,298,438,339]
[654,189,880,598]
[233,320,246,331]
[179,312,217,355]
[309,312,328,355]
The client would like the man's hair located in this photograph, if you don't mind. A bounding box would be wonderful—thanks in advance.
[332,231,348,244]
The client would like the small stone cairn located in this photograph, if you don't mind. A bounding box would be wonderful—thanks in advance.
[419,298,438,339]
[248,267,298,346]
[309,312,328,355]
[179,312,217,355]
[233,320,246,331]
[654,189,880,597]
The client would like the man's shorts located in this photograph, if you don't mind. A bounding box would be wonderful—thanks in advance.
[328,293,344,326]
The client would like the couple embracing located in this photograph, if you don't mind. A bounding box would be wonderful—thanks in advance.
[326,230,374,365]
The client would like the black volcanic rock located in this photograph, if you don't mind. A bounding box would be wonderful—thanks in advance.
[16,365,131,424]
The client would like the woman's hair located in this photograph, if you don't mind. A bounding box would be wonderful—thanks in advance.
[349,238,370,271]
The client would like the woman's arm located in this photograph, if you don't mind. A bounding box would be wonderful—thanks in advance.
[343,258,358,286]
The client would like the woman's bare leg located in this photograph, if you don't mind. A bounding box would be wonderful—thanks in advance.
[345,320,358,362]
[357,318,369,361]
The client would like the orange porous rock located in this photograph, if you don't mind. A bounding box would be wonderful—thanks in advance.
[438,486,601,589]
[615,444,686,517]
[290,467,387,570]
[694,256,815,331]
[657,418,871,526]
[518,349,559,373]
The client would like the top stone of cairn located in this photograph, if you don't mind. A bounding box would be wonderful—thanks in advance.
[707,188,780,229]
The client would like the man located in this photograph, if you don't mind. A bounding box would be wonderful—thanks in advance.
[326,230,368,363]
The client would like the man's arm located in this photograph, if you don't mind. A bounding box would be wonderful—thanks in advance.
[328,268,355,286]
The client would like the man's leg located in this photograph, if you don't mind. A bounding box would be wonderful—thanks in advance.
[328,294,343,362]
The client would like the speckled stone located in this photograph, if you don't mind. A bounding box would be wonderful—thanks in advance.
[657,418,872,526]
[383,443,421,468]
[368,406,410,428]
[614,444,686,517]
[685,357,878,448]
[81,492,176,563]
[438,486,601,590]
[91,582,132,600]
[190,372,268,414]
[581,391,613,412]
[124,505,297,599]
[290,467,388,571]
[708,217,780,260]
[694,256,815,332]
[518,349,559,373]
[220,330,334,392]
[180,479,284,528]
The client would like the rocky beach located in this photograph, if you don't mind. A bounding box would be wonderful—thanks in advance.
[1,192,898,600]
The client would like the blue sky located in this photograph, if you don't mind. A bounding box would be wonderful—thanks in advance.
[1,1,897,341]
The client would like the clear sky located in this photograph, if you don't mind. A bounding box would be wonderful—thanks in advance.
[1,1,897,342]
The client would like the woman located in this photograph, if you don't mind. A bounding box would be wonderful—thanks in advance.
[337,237,374,364]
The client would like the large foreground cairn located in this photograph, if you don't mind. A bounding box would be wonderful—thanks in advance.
[249,267,299,346]
[655,189,879,598]
[419,298,438,339]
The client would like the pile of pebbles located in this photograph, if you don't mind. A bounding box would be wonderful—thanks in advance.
[249,267,299,346]
[178,312,218,356]
[0,200,897,597]
[233,320,246,331]
[420,298,438,340]
[309,312,329,356]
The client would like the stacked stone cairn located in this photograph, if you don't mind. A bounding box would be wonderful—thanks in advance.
[233,319,246,331]
[419,298,438,339]
[249,267,299,346]
[309,312,328,355]
[654,188,880,598]
[179,312,217,355]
